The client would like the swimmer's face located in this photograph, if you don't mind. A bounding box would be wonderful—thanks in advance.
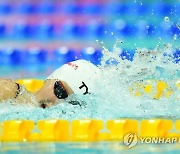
[35,79,74,108]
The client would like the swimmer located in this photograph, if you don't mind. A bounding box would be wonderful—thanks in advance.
[0,60,101,108]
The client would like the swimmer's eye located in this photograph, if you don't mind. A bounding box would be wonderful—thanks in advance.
[54,81,68,99]
[15,83,21,98]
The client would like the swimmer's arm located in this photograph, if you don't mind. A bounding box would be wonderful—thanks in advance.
[0,79,39,106]
[0,79,19,101]
[15,91,38,106]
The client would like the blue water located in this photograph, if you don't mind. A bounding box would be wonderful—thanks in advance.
[0,0,179,152]
[0,43,179,122]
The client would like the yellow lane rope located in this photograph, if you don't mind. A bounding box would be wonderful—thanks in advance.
[0,119,179,142]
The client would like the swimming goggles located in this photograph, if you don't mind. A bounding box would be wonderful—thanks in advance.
[54,81,68,99]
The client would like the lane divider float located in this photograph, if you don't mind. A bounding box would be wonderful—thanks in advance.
[0,119,180,142]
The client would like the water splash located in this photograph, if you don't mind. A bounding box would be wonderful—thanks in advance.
[164,17,170,22]
[0,41,179,121]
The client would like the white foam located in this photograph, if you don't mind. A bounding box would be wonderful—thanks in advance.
[0,41,179,121]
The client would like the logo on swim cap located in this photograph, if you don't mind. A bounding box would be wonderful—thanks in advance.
[79,82,89,95]
[67,62,78,70]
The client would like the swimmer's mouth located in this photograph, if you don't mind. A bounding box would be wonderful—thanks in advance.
[39,100,58,109]
[54,81,68,99]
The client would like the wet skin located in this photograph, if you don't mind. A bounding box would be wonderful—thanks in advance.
[0,79,74,107]
[36,79,74,107]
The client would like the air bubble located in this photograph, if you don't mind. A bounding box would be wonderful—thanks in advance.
[176,23,180,30]
[117,40,123,44]
[164,16,169,22]
[173,34,177,41]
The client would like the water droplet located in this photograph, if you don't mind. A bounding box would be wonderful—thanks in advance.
[173,34,177,40]
[176,23,180,30]
[164,16,169,22]
[146,26,149,29]
[100,41,104,46]
[86,47,95,54]
[117,39,123,44]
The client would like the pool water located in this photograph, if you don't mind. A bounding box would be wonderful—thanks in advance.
[0,0,179,152]
[0,43,179,121]
[1,142,180,154]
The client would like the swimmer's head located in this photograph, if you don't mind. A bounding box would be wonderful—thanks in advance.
[36,60,101,107]
[35,79,74,106]
[47,60,101,95]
